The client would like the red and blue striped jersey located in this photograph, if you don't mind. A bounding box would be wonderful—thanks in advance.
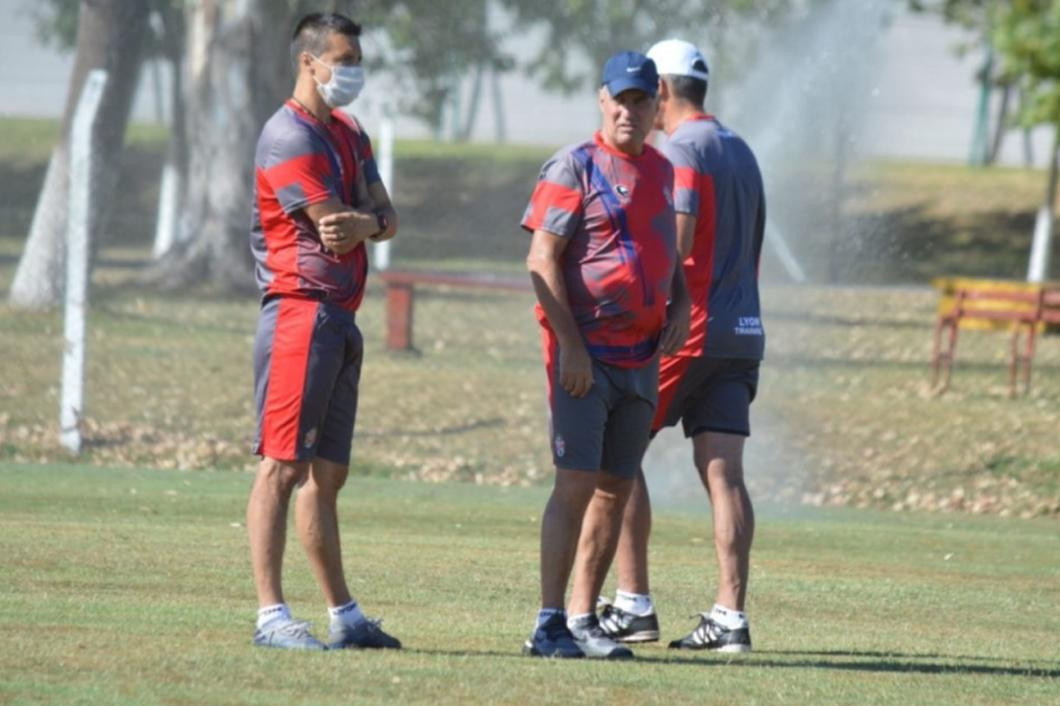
[521,132,677,368]
[660,114,765,360]
[251,100,380,312]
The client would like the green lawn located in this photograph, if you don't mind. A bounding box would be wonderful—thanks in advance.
[0,464,1056,705]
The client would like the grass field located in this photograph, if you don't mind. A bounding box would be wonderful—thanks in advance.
[0,464,1057,705]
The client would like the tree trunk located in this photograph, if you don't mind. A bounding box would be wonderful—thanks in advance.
[1027,125,1059,283]
[987,81,1012,166]
[9,0,149,310]
[152,0,290,291]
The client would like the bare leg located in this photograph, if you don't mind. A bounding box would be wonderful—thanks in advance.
[694,432,754,611]
[247,457,309,607]
[295,457,352,608]
[568,473,634,615]
[540,468,599,609]
[614,468,652,595]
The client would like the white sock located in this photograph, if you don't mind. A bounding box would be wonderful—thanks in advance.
[710,603,749,629]
[329,600,365,628]
[256,603,291,629]
[614,589,654,617]
[566,612,593,629]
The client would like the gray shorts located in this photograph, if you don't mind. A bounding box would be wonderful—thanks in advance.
[543,333,659,478]
[253,295,363,465]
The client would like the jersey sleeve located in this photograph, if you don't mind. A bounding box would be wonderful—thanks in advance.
[259,129,339,215]
[660,139,702,216]
[346,116,382,186]
[520,151,584,238]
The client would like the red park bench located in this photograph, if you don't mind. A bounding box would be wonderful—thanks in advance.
[379,269,533,351]
[931,278,1060,396]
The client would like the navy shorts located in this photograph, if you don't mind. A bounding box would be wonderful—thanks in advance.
[253,295,363,465]
[653,356,759,438]
[543,329,659,478]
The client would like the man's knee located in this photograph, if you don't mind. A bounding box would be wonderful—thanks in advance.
[693,432,746,485]
[551,467,600,510]
[594,472,634,504]
[306,458,350,496]
[256,457,309,493]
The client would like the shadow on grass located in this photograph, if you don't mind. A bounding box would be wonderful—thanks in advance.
[406,647,1060,678]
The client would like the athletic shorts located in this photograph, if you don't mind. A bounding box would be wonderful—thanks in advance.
[542,328,659,478]
[253,295,363,465]
[653,356,759,438]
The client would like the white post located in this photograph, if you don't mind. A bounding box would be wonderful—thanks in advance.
[1027,205,1053,283]
[151,159,180,259]
[373,118,394,271]
[61,69,108,454]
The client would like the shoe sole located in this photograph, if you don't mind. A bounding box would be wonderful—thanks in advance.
[613,630,660,643]
[668,643,752,653]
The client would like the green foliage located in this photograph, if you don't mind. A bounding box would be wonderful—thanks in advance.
[502,0,807,95]
[992,0,1060,127]
[913,0,1060,127]
[357,0,513,130]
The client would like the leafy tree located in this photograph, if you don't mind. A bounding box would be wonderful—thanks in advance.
[10,0,151,309]
[992,0,1060,279]
[500,0,807,99]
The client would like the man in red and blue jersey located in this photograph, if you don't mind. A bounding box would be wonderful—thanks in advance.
[246,12,400,652]
[520,50,690,660]
[597,39,766,654]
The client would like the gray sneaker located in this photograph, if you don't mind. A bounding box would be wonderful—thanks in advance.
[328,618,402,649]
[567,613,634,660]
[253,617,327,650]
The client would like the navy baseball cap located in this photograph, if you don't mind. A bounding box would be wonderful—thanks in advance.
[601,50,659,97]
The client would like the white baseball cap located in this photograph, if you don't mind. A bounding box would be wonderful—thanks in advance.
[646,39,709,82]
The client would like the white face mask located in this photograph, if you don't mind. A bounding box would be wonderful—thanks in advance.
[311,55,365,107]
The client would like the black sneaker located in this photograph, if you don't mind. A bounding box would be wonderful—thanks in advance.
[328,618,402,650]
[668,613,751,653]
[598,600,660,643]
[523,613,584,658]
[567,613,634,660]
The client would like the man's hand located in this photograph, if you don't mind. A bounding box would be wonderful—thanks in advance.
[317,211,379,254]
[659,296,691,356]
[559,339,594,398]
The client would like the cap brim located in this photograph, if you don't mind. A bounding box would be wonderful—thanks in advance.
[605,77,658,97]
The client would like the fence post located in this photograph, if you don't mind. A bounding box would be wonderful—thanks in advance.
[60,69,109,454]
[373,117,394,272]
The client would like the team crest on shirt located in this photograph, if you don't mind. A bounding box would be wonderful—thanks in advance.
[554,434,566,458]
[304,427,318,449]
[614,184,630,198]
[663,185,673,206]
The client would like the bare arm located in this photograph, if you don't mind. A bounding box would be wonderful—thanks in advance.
[676,212,696,260]
[310,174,399,253]
[305,198,378,255]
[659,263,690,356]
[526,228,593,398]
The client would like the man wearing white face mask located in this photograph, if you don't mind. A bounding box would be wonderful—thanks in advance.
[247,12,400,651]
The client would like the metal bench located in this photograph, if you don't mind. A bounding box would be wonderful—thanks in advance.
[379,269,532,351]
[931,278,1060,396]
